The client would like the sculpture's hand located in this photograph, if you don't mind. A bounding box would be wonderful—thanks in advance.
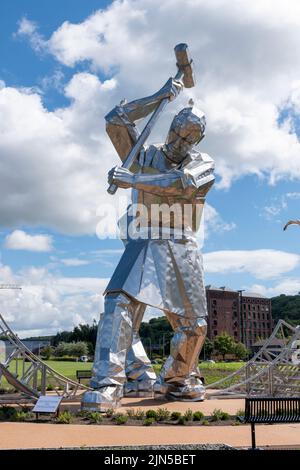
[108,166,134,189]
[157,77,184,102]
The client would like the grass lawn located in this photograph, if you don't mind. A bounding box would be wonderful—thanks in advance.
[0,359,244,390]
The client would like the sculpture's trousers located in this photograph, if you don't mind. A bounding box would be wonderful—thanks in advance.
[90,291,155,389]
[91,290,207,395]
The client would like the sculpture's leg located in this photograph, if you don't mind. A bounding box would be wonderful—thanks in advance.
[81,291,134,411]
[124,302,157,397]
[154,314,207,401]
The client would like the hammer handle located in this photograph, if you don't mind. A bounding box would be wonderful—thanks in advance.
[107,69,183,195]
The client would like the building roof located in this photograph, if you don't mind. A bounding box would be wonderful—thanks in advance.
[205,285,236,292]
[242,292,267,299]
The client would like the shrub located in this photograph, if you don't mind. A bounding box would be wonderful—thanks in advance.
[202,419,209,425]
[105,408,115,418]
[183,408,193,422]
[14,411,31,422]
[171,411,182,421]
[0,406,17,421]
[235,409,245,422]
[211,408,230,421]
[178,416,187,425]
[56,411,73,424]
[134,409,145,420]
[143,417,155,426]
[146,409,157,420]
[156,407,171,422]
[125,409,136,419]
[114,413,128,425]
[87,412,103,424]
[193,411,204,421]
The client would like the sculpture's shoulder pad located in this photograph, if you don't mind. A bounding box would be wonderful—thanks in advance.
[182,152,214,173]
[181,152,215,190]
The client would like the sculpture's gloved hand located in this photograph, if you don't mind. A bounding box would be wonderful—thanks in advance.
[108,166,134,189]
[157,77,184,102]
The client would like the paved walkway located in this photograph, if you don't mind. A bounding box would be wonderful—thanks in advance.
[64,396,246,415]
[0,422,300,449]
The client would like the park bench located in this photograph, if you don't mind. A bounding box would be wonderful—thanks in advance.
[76,370,92,383]
[244,397,300,449]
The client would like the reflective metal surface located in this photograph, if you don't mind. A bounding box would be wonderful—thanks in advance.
[88,44,215,407]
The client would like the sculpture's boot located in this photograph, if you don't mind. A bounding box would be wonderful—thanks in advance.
[124,331,157,397]
[82,292,134,411]
[154,316,207,401]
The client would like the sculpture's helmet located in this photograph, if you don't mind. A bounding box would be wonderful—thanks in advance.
[166,104,206,148]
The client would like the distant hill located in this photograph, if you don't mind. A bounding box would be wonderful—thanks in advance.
[271,294,300,326]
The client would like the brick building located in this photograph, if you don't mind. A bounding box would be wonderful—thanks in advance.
[241,292,273,349]
[205,285,273,348]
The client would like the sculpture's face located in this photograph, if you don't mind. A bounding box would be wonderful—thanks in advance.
[165,107,206,163]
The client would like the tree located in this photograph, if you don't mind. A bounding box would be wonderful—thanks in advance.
[213,333,236,360]
[54,341,88,358]
[200,337,214,360]
[70,341,88,358]
[233,341,250,360]
[40,345,53,360]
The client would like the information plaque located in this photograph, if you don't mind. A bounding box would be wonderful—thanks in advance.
[33,396,63,415]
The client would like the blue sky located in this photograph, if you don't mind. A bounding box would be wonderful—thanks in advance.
[1,0,300,336]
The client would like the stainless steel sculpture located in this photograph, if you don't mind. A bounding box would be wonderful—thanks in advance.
[0,314,91,402]
[206,320,300,398]
[82,44,215,410]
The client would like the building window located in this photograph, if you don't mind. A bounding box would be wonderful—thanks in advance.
[214,330,218,336]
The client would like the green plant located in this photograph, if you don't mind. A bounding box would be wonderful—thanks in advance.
[183,408,193,422]
[114,413,128,425]
[0,406,17,421]
[156,407,170,422]
[143,417,155,426]
[202,419,209,425]
[125,409,136,419]
[146,409,157,420]
[56,410,73,424]
[178,416,187,425]
[87,412,103,424]
[171,411,182,421]
[105,408,115,418]
[134,408,145,420]
[193,411,204,421]
[14,411,29,422]
[211,408,230,421]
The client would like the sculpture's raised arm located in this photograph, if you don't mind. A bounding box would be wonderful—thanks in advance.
[105,78,183,162]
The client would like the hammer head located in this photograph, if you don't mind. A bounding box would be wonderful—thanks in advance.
[174,43,195,88]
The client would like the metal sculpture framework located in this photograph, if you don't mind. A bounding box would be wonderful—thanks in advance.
[0,314,91,401]
[205,319,300,398]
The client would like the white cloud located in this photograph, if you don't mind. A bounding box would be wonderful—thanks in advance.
[14,17,46,53]
[0,262,108,336]
[247,279,300,298]
[61,258,90,266]
[4,230,53,252]
[204,204,236,234]
[3,0,300,234]
[203,249,300,280]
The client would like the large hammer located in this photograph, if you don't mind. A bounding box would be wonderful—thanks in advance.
[107,43,195,194]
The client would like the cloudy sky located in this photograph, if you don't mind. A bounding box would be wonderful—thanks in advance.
[1,0,300,337]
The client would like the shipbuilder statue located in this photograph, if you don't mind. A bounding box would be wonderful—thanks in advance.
[82,44,215,410]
